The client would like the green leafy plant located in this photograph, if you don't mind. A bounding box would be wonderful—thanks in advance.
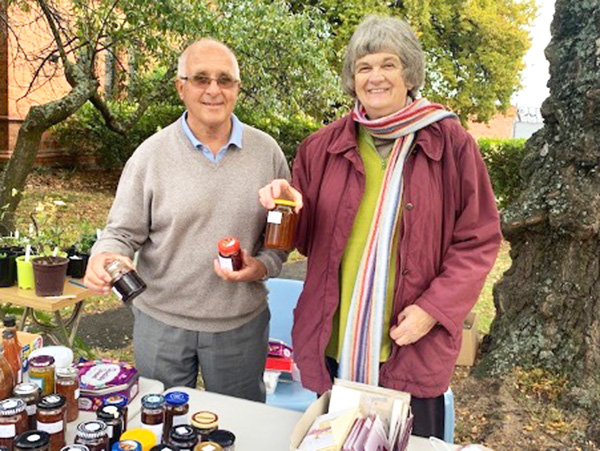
[28,200,70,257]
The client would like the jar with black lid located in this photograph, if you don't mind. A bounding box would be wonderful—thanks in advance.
[13,431,50,451]
[102,396,128,432]
[74,421,109,451]
[105,261,146,304]
[190,412,217,443]
[13,383,42,430]
[96,406,123,448]
[166,426,196,451]
[36,394,66,451]
[140,395,165,444]
[163,392,189,439]
[0,398,28,450]
[205,431,235,451]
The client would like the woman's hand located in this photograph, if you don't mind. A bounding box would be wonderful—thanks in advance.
[258,179,303,213]
[389,305,437,346]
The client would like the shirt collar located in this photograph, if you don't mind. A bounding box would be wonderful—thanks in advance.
[180,111,243,150]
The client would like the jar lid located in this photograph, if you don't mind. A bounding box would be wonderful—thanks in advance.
[217,237,240,255]
[97,404,122,420]
[76,420,108,439]
[190,411,218,430]
[3,315,16,328]
[112,440,142,451]
[169,425,196,441]
[164,391,189,406]
[207,430,235,447]
[149,446,175,451]
[2,329,15,338]
[56,366,79,378]
[14,431,51,449]
[120,429,157,450]
[141,394,165,409]
[13,382,42,397]
[274,198,297,207]
[38,394,66,410]
[194,443,222,451]
[29,355,55,367]
[103,394,129,409]
[0,398,26,415]
[61,445,90,451]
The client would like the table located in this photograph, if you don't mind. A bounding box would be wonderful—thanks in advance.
[0,278,93,346]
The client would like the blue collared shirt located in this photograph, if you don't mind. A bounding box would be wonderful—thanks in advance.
[180,112,243,163]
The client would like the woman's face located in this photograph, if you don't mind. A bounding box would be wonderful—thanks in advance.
[354,52,410,119]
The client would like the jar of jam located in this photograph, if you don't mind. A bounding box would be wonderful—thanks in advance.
[105,260,146,304]
[205,431,234,451]
[96,406,122,448]
[111,440,141,451]
[3,329,22,385]
[0,398,28,449]
[166,426,196,451]
[13,383,41,430]
[36,394,66,451]
[55,367,79,423]
[29,357,55,396]
[140,395,165,445]
[13,431,50,451]
[217,238,243,271]
[189,412,217,443]
[163,392,189,438]
[193,444,222,451]
[0,348,15,400]
[74,421,109,451]
[264,199,297,251]
[102,396,128,432]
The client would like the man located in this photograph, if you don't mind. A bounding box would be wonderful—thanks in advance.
[84,39,289,402]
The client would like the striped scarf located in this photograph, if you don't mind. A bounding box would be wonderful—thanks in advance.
[339,98,456,386]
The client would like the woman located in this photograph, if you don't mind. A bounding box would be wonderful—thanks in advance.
[259,15,501,438]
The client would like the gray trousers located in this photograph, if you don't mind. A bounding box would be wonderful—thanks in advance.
[132,306,270,402]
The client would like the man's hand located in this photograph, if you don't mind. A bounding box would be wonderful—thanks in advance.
[84,252,134,295]
[214,249,268,283]
[389,305,437,346]
[258,179,303,213]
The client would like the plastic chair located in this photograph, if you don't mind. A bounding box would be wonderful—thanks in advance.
[265,278,316,412]
[443,387,455,443]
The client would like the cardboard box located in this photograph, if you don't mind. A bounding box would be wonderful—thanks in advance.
[456,312,479,366]
[290,390,332,450]
[0,330,44,373]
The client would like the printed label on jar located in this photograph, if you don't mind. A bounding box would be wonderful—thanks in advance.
[26,404,37,416]
[106,425,113,438]
[142,422,163,443]
[111,287,123,300]
[0,424,16,438]
[74,388,80,399]
[37,420,64,434]
[172,415,189,427]
[218,256,233,271]
[267,210,283,225]
[29,376,44,391]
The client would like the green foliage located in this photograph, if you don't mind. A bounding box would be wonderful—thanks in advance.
[478,138,527,210]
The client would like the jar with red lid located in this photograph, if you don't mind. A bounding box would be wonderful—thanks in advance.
[74,421,109,451]
[36,394,66,451]
[55,367,79,423]
[140,395,165,444]
[28,357,55,396]
[13,431,50,451]
[0,398,28,450]
[217,238,243,271]
[13,383,41,430]
[264,199,297,251]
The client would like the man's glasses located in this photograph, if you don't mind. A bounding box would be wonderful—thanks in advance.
[179,74,239,89]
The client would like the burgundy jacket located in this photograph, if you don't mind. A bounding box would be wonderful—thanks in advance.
[291,113,502,398]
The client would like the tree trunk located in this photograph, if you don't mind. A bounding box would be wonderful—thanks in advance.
[480,0,600,417]
[0,80,96,233]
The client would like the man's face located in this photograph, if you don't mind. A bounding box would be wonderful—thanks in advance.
[176,43,240,131]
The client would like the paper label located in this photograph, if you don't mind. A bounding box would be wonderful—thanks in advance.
[106,425,114,438]
[267,210,283,225]
[29,377,44,392]
[0,424,16,438]
[26,405,37,416]
[74,388,80,399]
[142,422,163,443]
[37,420,63,434]
[172,415,188,427]
[111,287,123,300]
[218,256,233,271]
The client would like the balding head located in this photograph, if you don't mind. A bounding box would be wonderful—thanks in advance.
[177,39,240,80]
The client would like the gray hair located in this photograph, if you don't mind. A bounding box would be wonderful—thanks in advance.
[342,16,425,99]
[177,39,240,80]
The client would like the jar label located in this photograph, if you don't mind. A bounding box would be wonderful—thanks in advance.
[142,422,163,443]
[218,256,233,271]
[74,388,80,399]
[0,424,16,438]
[111,287,123,300]
[26,405,37,416]
[29,376,44,391]
[106,425,113,438]
[267,210,283,225]
[37,420,64,434]
[173,415,189,427]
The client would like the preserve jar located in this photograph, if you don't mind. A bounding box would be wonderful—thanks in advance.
[13,431,50,451]
[2,329,22,384]
[193,443,222,451]
[166,426,196,451]
[163,392,189,437]
[55,367,79,423]
[0,347,15,400]
[0,398,28,449]
[36,394,66,451]
[29,357,55,396]
[189,412,217,443]
[217,238,243,271]
[140,395,165,444]
[96,406,122,447]
[264,199,297,251]
[105,260,146,304]
[102,395,128,432]
[12,383,41,430]
[205,431,235,451]
[74,420,109,451]
[111,440,141,451]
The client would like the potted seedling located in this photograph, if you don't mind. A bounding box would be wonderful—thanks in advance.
[67,232,95,279]
[0,234,29,288]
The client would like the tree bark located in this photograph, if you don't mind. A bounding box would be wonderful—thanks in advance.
[480,0,600,418]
